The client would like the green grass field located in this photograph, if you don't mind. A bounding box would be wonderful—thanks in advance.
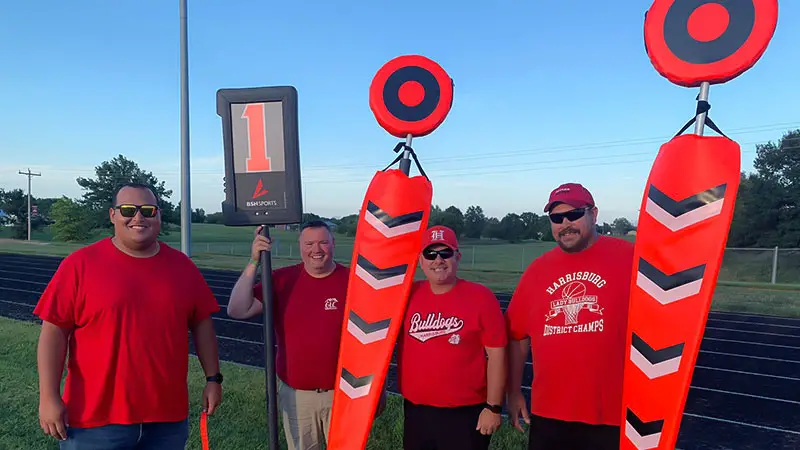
[2,222,799,291]
[0,317,529,450]
[2,223,798,317]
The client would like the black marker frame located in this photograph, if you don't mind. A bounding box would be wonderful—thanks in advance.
[217,86,303,226]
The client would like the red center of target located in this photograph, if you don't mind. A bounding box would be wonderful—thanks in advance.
[398,80,425,107]
[687,3,729,43]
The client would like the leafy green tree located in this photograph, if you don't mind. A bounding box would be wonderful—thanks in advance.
[429,204,465,237]
[499,213,526,243]
[463,205,487,239]
[612,217,635,235]
[0,188,46,239]
[49,197,93,241]
[192,208,207,223]
[205,212,225,224]
[728,129,800,247]
[76,155,177,229]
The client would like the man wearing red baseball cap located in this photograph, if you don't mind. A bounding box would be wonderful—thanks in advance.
[505,183,635,449]
[397,225,508,450]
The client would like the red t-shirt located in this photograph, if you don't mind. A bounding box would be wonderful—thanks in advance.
[505,235,635,426]
[33,238,220,428]
[253,262,349,391]
[397,279,508,407]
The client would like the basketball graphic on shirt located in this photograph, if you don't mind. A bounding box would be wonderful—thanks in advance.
[563,280,586,299]
[545,279,604,326]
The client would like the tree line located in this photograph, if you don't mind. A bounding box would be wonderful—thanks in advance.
[1,129,798,247]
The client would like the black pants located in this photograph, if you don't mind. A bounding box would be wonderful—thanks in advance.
[527,414,620,450]
[403,399,492,450]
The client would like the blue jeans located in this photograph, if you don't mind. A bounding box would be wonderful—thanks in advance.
[59,419,189,450]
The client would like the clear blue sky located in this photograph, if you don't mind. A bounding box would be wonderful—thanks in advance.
[1,0,798,223]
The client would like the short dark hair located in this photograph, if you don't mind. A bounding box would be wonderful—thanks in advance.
[112,182,158,206]
[300,220,331,233]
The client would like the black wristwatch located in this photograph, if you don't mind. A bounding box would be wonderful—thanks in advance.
[484,403,502,414]
[206,373,223,384]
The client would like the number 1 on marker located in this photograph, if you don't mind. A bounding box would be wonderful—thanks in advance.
[242,103,272,172]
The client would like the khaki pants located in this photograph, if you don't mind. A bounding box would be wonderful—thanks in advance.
[278,378,334,450]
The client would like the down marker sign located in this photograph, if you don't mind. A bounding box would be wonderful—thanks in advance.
[217,86,303,226]
[216,84,305,450]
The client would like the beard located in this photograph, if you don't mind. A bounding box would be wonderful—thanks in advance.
[556,226,592,253]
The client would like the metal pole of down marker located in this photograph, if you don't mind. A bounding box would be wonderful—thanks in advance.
[399,133,413,175]
[694,81,710,136]
[259,224,278,449]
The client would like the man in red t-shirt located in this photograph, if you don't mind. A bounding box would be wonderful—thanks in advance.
[505,183,635,450]
[34,183,222,449]
[397,225,508,450]
[227,220,385,450]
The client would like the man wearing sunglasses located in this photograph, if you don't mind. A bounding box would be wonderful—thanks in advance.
[396,225,508,450]
[505,183,635,450]
[34,183,223,449]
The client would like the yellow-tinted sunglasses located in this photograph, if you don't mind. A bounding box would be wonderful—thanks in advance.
[115,204,159,218]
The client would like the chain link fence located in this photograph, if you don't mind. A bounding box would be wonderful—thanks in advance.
[190,241,799,285]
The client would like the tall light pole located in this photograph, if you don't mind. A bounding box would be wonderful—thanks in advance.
[18,168,41,241]
[179,0,192,256]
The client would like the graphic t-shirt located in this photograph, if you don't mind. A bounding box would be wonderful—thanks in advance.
[397,279,508,407]
[253,263,349,391]
[33,238,221,428]
[505,235,635,426]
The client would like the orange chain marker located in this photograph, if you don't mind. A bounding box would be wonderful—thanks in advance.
[200,411,210,450]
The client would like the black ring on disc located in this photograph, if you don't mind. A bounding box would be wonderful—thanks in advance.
[664,0,755,65]
[382,66,440,123]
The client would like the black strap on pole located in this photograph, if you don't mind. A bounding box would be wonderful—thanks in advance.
[383,141,430,180]
[259,224,279,449]
[673,98,729,139]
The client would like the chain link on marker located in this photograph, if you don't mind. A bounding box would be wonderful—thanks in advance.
[200,411,210,450]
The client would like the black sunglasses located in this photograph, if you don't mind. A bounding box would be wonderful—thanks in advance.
[114,204,159,218]
[549,207,589,224]
[422,247,456,260]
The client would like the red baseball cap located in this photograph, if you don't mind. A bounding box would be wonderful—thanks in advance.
[543,183,595,213]
[421,225,459,250]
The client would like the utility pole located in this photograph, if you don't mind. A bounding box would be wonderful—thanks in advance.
[179,0,192,256]
[18,169,41,241]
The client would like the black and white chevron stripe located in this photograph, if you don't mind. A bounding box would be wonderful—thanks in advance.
[339,368,373,399]
[636,259,705,305]
[364,201,424,238]
[645,183,727,231]
[347,311,391,345]
[630,333,684,379]
[625,409,664,450]
[354,255,408,290]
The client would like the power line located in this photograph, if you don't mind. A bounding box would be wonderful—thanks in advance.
[304,145,770,184]
[2,123,795,195]
[297,121,800,172]
[18,169,41,241]
[3,120,796,181]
